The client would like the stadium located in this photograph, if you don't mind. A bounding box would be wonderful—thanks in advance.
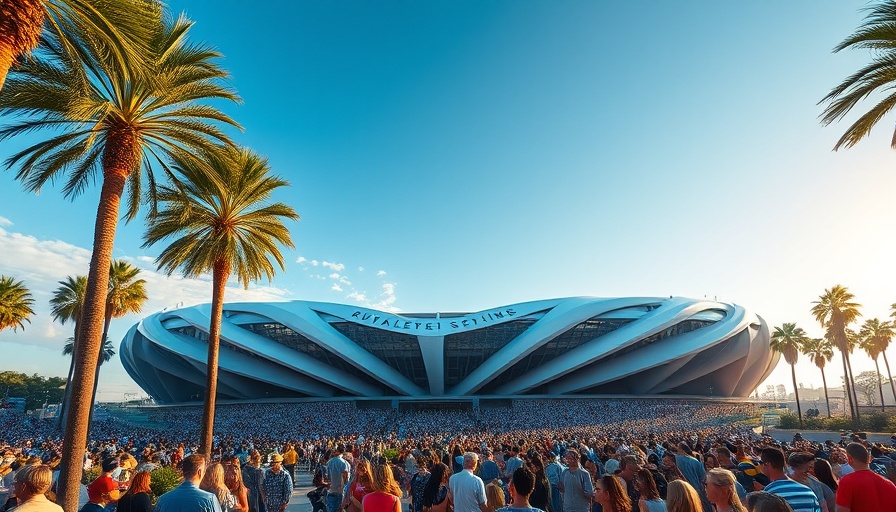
[120,296,777,404]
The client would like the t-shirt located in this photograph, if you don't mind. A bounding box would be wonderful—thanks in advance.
[835,468,896,512]
[327,455,351,494]
[764,479,821,512]
[362,492,400,512]
[495,507,545,512]
[449,469,487,512]
[559,468,593,512]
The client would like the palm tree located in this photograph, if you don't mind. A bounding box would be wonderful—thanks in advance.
[859,318,895,410]
[63,335,114,363]
[0,14,239,510]
[50,275,87,428]
[0,0,157,92]
[0,275,35,332]
[770,323,809,426]
[802,337,835,417]
[820,1,896,150]
[143,145,298,458]
[812,285,862,421]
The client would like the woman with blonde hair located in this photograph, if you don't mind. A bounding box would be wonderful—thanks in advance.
[363,464,402,512]
[224,463,249,512]
[704,468,745,512]
[200,462,236,510]
[347,460,375,512]
[665,480,702,512]
[594,474,631,512]
[117,470,152,512]
[485,481,505,512]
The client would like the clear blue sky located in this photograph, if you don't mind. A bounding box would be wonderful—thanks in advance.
[2,1,896,401]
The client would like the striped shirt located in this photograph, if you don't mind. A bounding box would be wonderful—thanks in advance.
[764,478,821,512]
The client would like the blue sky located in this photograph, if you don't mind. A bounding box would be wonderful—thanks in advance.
[2,1,896,401]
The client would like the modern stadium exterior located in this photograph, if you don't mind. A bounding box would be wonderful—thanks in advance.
[120,296,777,404]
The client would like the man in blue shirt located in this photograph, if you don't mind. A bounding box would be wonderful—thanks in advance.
[154,454,222,512]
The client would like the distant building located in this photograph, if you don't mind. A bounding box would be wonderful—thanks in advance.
[121,296,777,404]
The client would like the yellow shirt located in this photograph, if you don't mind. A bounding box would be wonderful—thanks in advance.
[282,449,298,465]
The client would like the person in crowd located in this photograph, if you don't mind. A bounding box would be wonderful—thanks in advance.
[757,448,820,512]
[496,467,544,512]
[327,445,351,512]
[241,450,265,512]
[545,454,566,512]
[422,463,451,512]
[262,454,292,512]
[671,445,707,511]
[155,454,222,512]
[485,481,505,512]
[558,450,593,512]
[480,451,501,486]
[362,464,402,512]
[201,462,237,511]
[809,460,837,494]
[743,492,794,512]
[449,452,487,512]
[10,465,62,512]
[82,475,121,512]
[618,455,642,509]
[116,470,152,512]
[348,460,375,512]
[224,462,249,512]
[704,468,745,512]
[526,454,551,512]
[785,453,832,512]
[664,481,701,512]
[505,448,525,482]
[282,444,298,490]
[661,454,684,484]
[408,459,431,512]
[594,475,631,512]
[633,468,665,512]
[834,442,896,512]
[703,455,720,472]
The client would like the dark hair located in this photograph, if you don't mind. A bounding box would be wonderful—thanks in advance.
[812,459,837,491]
[744,491,794,512]
[182,453,207,479]
[598,475,631,512]
[510,467,536,496]
[759,448,785,470]
[422,463,448,507]
[635,468,660,501]
[845,442,870,464]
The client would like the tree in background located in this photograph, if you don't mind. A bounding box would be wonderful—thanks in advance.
[812,285,862,421]
[0,275,35,332]
[820,1,896,150]
[859,318,894,410]
[0,371,65,410]
[771,322,809,426]
[854,371,883,406]
[143,145,298,458]
[802,336,835,417]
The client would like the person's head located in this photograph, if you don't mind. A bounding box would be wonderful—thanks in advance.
[355,459,373,485]
[633,468,660,501]
[785,452,815,477]
[703,453,719,469]
[594,475,630,512]
[431,462,449,483]
[619,455,640,480]
[811,459,837,490]
[248,450,261,467]
[662,452,677,469]
[564,449,580,468]
[705,468,744,512]
[14,465,53,501]
[101,457,119,474]
[124,471,151,497]
[528,453,544,473]
[224,463,245,494]
[182,453,207,482]
[666,480,702,512]
[370,464,401,496]
[86,474,120,505]
[200,462,226,492]
[715,447,732,465]
[744,491,795,512]
[845,442,870,466]
[269,453,284,473]
[486,482,505,512]
[509,467,536,499]
[463,452,479,470]
[758,448,785,477]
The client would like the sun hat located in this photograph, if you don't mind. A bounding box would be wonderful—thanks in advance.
[270,453,284,463]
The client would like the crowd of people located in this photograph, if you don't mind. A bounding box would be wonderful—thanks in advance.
[0,398,894,512]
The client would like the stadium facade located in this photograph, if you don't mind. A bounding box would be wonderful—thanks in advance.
[120,297,777,404]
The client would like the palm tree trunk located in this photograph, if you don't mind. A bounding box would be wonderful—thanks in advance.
[200,259,230,459]
[0,1,44,94]
[55,150,133,512]
[820,366,832,418]
[841,354,856,420]
[791,363,802,427]
[883,352,896,408]
[875,358,885,411]
[87,311,113,431]
[845,352,861,421]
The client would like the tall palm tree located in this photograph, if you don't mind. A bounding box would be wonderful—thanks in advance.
[50,274,87,428]
[802,336,835,417]
[859,318,894,410]
[0,15,239,510]
[0,0,158,92]
[143,145,298,458]
[63,335,114,363]
[0,275,35,332]
[812,285,862,422]
[770,322,809,426]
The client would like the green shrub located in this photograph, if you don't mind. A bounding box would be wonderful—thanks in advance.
[861,412,890,432]
[777,412,799,429]
[381,448,399,463]
[81,466,101,485]
[150,466,182,499]
[823,416,857,431]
